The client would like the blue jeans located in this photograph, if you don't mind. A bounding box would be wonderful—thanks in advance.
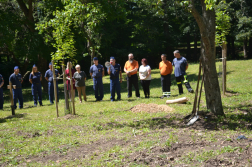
[93,77,104,100]
[32,84,42,105]
[0,88,3,109]
[48,81,58,104]
[13,88,23,109]
[110,78,121,101]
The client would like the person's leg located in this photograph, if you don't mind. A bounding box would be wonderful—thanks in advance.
[18,89,23,109]
[140,80,146,97]
[13,89,17,109]
[99,78,104,100]
[176,76,183,94]
[32,85,38,106]
[38,85,43,106]
[183,75,194,93]
[110,79,115,101]
[115,79,121,100]
[165,74,171,97]
[127,77,132,98]
[0,88,3,109]
[160,75,166,98]
[76,87,82,102]
[82,86,87,101]
[132,75,140,97]
[146,80,151,97]
[93,79,99,100]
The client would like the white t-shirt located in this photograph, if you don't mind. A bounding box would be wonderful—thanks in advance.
[139,65,151,80]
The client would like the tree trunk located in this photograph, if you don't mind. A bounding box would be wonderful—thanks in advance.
[243,38,248,59]
[190,0,224,116]
[249,37,252,59]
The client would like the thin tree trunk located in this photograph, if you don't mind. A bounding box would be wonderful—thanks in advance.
[249,37,252,59]
[190,0,224,116]
[243,38,248,59]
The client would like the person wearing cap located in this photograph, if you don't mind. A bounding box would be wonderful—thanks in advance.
[124,53,140,98]
[172,50,194,94]
[159,54,173,99]
[107,57,122,101]
[90,57,104,101]
[29,65,43,106]
[0,74,4,110]
[9,66,23,109]
[73,64,87,103]
[45,62,59,104]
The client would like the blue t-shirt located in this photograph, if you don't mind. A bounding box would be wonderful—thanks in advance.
[89,64,104,78]
[45,69,59,82]
[172,57,188,77]
[9,73,22,88]
[29,72,41,84]
[0,74,3,85]
[108,63,121,78]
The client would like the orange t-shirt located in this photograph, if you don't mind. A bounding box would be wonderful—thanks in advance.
[124,60,139,75]
[159,60,173,75]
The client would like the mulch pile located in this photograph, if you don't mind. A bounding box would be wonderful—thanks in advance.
[130,103,174,113]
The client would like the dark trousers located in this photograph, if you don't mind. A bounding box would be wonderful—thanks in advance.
[110,78,121,100]
[0,88,3,109]
[31,84,42,106]
[161,74,171,93]
[127,74,140,97]
[176,75,192,94]
[93,77,104,100]
[140,80,151,97]
[48,81,59,104]
[13,88,23,109]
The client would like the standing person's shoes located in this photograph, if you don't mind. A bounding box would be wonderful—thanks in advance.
[160,95,165,99]
[188,88,194,93]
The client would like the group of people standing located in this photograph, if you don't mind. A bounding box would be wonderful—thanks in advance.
[0,50,194,110]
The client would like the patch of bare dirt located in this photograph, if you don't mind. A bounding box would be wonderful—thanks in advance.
[130,103,174,113]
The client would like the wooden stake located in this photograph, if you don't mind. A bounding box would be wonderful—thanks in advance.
[8,82,15,115]
[222,41,227,95]
[52,60,59,117]
[69,63,75,115]
[62,62,70,115]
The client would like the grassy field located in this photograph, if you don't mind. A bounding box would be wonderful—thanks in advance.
[0,60,252,166]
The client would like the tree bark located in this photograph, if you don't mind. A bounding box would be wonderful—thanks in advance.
[249,37,252,59]
[243,38,248,59]
[189,0,224,116]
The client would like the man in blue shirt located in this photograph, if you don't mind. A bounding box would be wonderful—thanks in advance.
[90,57,104,101]
[29,64,43,106]
[172,50,194,94]
[45,62,59,104]
[107,57,122,101]
[9,66,23,109]
[0,74,4,110]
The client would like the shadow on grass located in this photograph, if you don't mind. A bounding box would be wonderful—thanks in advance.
[0,113,27,123]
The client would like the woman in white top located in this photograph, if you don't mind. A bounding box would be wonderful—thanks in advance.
[139,58,151,98]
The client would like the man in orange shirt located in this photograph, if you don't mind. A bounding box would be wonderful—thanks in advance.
[159,54,173,99]
[124,53,140,98]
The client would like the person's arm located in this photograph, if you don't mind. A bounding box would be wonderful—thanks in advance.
[20,75,23,83]
[146,67,151,79]
[127,61,139,73]
[29,74,32,84]
[124,62,128,73]
[40,73,42,81]
[119,69,122,83]
[102,67,104,77]
[107,66,111,75]
[0,80,4,88]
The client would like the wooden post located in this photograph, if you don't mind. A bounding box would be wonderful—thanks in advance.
[62,62,70,115]
[8,82,15,115]
[69,63,75,115]
[222,41,227,95]
[52,60,59,117]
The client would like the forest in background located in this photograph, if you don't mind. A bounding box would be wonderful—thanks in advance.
[0,0,252,89]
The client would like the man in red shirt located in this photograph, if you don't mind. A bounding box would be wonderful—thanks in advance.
[159,54,173,99]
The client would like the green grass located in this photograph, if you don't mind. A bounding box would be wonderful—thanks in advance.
[0,60,252,166]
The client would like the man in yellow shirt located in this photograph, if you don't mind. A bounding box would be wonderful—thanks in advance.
[124,53,140,98]
[159,54,173,99]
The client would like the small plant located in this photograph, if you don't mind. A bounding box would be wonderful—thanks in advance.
[165,132,178,147]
